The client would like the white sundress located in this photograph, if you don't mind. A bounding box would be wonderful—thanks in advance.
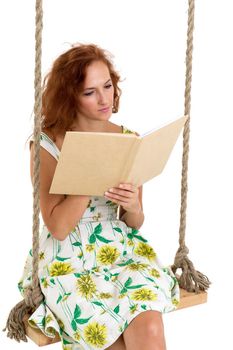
[18,125,180,350]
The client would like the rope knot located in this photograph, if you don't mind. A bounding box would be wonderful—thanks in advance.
[24,285,44,309]
[173,245,189,268]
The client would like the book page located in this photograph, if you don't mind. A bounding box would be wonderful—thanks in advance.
[140,115,188,138]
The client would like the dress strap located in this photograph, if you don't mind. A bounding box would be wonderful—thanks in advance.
[29,132,60,161]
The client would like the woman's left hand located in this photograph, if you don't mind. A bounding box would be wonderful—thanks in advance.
[104,183,141,214]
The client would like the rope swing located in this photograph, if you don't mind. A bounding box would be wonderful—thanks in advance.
[171,0,211,293]
[3,0,210,344]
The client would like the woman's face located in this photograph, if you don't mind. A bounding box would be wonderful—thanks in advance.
[77,60,114,122]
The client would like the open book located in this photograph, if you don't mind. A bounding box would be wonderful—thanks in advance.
[49,115,188,196]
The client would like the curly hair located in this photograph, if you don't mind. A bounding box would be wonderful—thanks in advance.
[39,43,122,140]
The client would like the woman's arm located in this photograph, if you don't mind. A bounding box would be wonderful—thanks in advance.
[118,185,144,230]
[30,143,90,241]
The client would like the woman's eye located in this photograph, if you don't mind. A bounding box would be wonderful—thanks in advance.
[83,84,112,96]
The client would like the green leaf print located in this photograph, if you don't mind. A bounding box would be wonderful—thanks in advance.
[71,319,77,331]
[124,277,133,287]
[63,339,73,345]
[104,276,110,281]
[113,305,120,314]
[74,273,82,278]
[127,284,146,289]
[131,228,139,235]
[50,278,55,285]
[113,227,122,233]
[93,223,102,235]
[74,305,81,320]
[90,206,96,212]
[127,228,148,243]
[56,256,71,261]
[120,287,128,294]
[56,294,62,304]
[92,301,104,306]
[123,320,128,331]
[124,277,146,290]
[141,304,147,310]
[117,258,134,266]
[76,316,92,324]
[72,241,82,247]
[89,233,96,243]
[96,235,113,243]
[133,234,148,242]
[146,277,157,283]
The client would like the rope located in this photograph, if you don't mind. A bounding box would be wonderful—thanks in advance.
[171,0,211,292]
[2,0,44,341]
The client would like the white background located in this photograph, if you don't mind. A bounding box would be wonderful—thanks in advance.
[0,0,232,349]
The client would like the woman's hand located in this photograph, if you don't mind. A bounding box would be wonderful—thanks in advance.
[104,183,141,214]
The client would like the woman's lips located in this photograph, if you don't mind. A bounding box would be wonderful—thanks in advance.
[99,107,109,112]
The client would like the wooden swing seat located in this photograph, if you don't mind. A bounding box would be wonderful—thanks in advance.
[23,288,208,346]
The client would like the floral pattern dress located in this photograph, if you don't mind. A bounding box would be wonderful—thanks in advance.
[18,125,180,350]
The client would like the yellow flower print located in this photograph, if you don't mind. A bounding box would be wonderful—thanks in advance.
[111,275,118,282]
[45,315,53,324]
[130,304,138,314]
[126,262,149,271]
[134,242,157,262]
[127,239,134,246]
[28,319,38,328]
[86,244,95,252]
[42,278,49,288]
[84,322,108,348]
[118,293,127,299]
[76,274,97,300]
[74,331,81,340]
[78,252,83,259]
[150,268,160,278]
[97,245,120,265]
[131,288,157,301]
[123,127,136,134]
[49,262,74,276]
[92,212,102,221]
[99,292,113,299]
[92,266,100,273]
[39,251,45,260]
[63,346,72,350]
[172,298,179,306]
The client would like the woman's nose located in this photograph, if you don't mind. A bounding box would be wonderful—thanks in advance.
[98,91,108,104]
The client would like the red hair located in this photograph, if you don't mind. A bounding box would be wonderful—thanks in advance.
[40,43,122,140]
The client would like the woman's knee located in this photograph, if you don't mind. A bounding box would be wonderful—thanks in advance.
[123,310,165,343]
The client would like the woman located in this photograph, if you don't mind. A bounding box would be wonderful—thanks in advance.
[19,43,180,350]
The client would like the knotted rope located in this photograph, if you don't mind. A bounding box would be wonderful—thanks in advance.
[3,0,44,341]
[171,0,211,292]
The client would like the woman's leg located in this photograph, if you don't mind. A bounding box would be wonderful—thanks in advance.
[122,311,166,350]
[106,334,126,350]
